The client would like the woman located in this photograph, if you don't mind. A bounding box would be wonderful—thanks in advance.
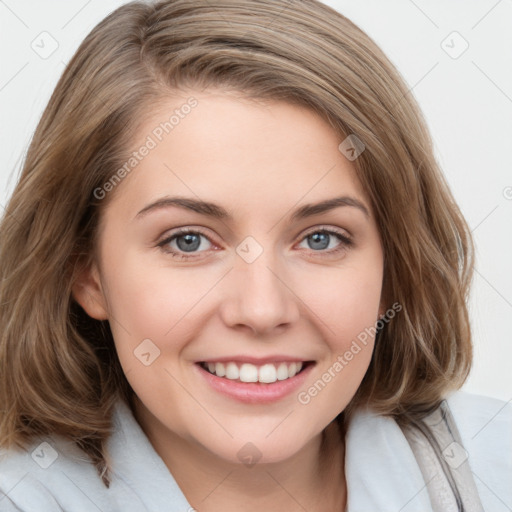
[0,0,510,510]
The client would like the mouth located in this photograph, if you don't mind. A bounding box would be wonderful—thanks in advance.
[195,359,315,404]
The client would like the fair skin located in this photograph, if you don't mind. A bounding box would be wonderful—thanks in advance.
[73,88,385,511]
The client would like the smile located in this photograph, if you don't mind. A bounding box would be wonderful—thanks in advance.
[196,359,314,404]
[200,361,305,383]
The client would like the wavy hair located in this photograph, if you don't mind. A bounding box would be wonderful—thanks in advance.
[0,0,474,486]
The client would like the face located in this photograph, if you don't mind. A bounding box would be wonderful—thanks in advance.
[74,89,384,467]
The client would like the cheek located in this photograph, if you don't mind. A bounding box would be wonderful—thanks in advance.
[298,259,383,342]
[294,259,382,398]
[103,253,216,334]
[100,252,225,381]
[296,284,378,419]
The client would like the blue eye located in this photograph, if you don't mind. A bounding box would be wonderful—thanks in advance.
[157,229,213,259]
[172,232,206,252]
[298,230,351,252]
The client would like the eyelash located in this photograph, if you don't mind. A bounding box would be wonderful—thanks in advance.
[156,226,353,261]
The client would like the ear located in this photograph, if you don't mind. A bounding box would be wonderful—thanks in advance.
[71,261,109,321]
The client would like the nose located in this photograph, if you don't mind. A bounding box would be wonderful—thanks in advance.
[218,247,300,338]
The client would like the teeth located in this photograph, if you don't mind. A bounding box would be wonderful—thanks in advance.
[239,363,258,383]
[225,362,239,380]
[216,362,226,377]
[259,364,277,383]
[276,363,289,381]
[203,361,304,383]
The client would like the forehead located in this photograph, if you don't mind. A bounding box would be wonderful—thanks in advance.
[103,89,370,223]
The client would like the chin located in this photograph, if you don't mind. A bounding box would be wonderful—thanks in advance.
[194,425,319,468]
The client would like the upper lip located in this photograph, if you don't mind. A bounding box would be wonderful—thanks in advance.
[198,356,313,365]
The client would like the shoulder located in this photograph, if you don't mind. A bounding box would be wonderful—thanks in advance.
[445,389,512,510]
[0,400,132,511]
[0,432,118,512]
[343,389,511,511]
[445,388,512,429]
[0,400,192,512]
[445,388,511,452]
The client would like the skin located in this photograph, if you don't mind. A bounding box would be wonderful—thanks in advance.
[73,88,385,511]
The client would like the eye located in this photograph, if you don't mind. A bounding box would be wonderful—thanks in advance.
[296,227,353,256]
[157,228,215,260]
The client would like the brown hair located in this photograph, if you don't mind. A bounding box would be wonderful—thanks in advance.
[0,0,474,486]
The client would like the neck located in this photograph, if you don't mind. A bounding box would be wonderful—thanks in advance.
[133,400,346,512]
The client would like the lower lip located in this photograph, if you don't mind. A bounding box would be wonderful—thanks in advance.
[196,363,314,404]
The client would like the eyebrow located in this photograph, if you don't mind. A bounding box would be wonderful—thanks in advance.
[135,195,370,222]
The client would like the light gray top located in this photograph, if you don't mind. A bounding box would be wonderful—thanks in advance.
[1,390,511,511]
